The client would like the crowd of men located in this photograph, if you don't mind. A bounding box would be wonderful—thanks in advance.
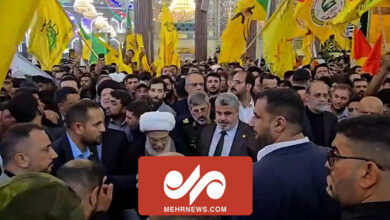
[0,52,390,220]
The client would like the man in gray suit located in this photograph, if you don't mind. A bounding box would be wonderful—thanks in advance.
[197,93,258,161]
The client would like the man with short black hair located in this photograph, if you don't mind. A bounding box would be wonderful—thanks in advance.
[57,160,113,220]
[52,100,106,174]
[148,78,176,117]
[352,78,368,99]
[0,123,57,183]
[105,89,133,142]
[60,76,79,91]
[330,84,352,122]
[239,88,340,220]
[314,63,331,79]
[123,75,139,94]
[205,72,221,98]
[160,75,177,105]
[125,100,151,147]
[326,115,390,219]
[230,71,255,124]
[292,68,311,90]
[55,87,80,124]
[260,74,278,90]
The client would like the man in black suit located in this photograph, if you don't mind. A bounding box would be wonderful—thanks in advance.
[235,88,340,220]
[197,93,257,160]
[304,80,338,147]
[51,100,131,219]
[173,72,205,118]
[51,100,106,175]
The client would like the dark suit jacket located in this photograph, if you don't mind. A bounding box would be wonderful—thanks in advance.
[172,98,190,118]
[303,110,338,147]
[235,142,340,220]
[197,121,258,161]
[51,129,128,175]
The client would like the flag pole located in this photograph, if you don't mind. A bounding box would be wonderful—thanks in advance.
[244,30,262,54]
[378,7,389,52]
[78,31,98,59]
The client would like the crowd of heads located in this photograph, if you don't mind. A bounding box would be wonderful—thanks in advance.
[0,51,390,219]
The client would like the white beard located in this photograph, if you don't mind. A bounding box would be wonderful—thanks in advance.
[145,137,174,156]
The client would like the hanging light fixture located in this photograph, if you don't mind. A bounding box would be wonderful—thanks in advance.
[169,0,195,22]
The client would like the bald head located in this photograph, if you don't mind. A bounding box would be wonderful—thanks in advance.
[359,96,384,115]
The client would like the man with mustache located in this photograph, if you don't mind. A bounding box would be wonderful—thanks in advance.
[303,80,338,147]
[197,93,257,160]
[326,115,390,219]
[176,92,212,155]
[0,123,58,184]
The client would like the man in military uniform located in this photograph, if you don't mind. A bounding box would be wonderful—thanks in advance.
[0,172,84,220]
[176,92,211,156]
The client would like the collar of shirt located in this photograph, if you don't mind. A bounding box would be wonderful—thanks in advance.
[209,122,240,156]
[109,118,127,127]
[257,137,310,161]
[66,132,91,160]
[240,98,254,109]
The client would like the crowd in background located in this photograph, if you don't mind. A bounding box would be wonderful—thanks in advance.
[0,51,390,220]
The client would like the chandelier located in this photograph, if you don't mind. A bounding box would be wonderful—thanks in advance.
[169,0,195,22]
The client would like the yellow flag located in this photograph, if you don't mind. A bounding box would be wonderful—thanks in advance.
[81,39,92,61]
[294,0,348,45]
[0,0,40,87]
[158,6,179,68]
[332,0,386,25]
[136,35,151,72]
[302,33,313,66]
[118,45,133,74]
[263,0,307,78]
[28,0,74,70]
[219,0,254,63]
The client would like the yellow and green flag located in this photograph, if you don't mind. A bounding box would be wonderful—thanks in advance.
[78,23,107,64]
[252,0,270,21]
[263,0,307,78]
[294,0,349,46]
[93,34,119,66]
[0,0,40,87]
[28,0,74,70]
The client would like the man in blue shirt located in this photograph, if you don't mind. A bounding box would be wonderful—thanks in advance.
[52,100,105,174]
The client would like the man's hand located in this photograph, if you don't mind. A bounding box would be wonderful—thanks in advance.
[96,177,113,212]
[382,53,390,71]
[44,110,59,125]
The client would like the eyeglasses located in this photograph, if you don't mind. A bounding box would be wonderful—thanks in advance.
[327,147,384,170]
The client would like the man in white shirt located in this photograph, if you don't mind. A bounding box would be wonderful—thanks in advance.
[197,93,257,160]
[230,71,255,124]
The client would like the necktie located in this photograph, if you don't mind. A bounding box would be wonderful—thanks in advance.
[214,131,227,156]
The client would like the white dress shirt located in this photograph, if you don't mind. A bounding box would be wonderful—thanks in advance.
[256,137,310,161]
[208,122,239,156]
[239,99,254,124]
